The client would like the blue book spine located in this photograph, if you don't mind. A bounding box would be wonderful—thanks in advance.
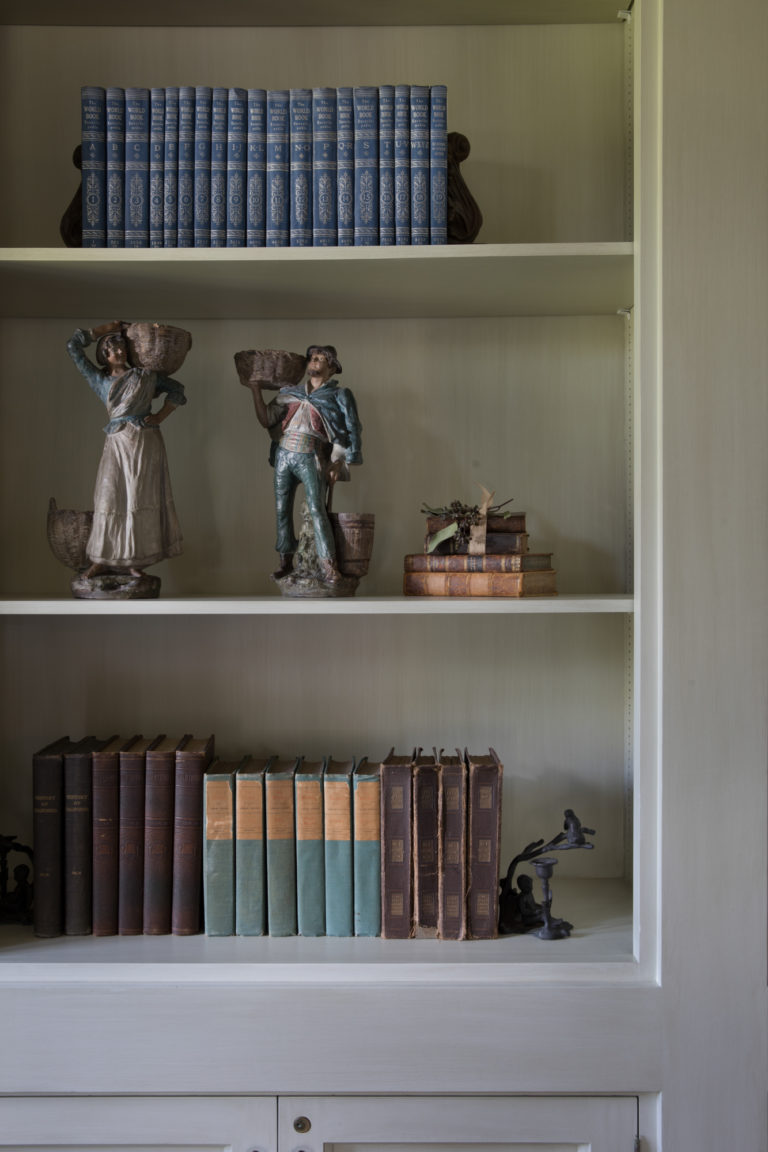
[235,757,269,936]
[295,760,326,937]
[210,87,228,247]
[410,85,430,244]
[246,89,267,247]
[324,757,355,937]
[289,88,313,247]
[336,86,354,246]
[312,87,337,246]
[194,86,212,246]
[177,86,195,247]
[163,87,179,247]
[353,86,379,246]
[378,85,395,246]
[149,88,165,248]
[430,84,448,245]
[106,87,125,248]
[81,86,106,247]
[203,761,237,937]
[226,87,247,246]
[353,758,381,936]
[266,758,298,936]
[394,84,410,245]
[266,90,290,247]
[124,87,150,247]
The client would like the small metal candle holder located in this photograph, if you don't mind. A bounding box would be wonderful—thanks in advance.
[531,857,572,940]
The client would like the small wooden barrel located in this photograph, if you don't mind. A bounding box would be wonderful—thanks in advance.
[331,512,375,577]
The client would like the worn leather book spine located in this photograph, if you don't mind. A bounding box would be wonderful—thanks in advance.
[413,754,439,937]
[295,758,326,937]
[118,735,152,935]
[144,735,185,935]
[404,569,557,597]
[92,736,133,936]
[32,736,74,938]
[324,756,355,936]
[436,752,468,940]
[353,758,381,937]
[203,759,239,936]
[466,748,504,940]
[266,757,299,936]
[171,734,215,935]
[380,750,415,939]
[405,552,553,574]
[64,736,106,935]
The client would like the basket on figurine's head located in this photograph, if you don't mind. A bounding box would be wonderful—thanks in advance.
[123,323,192,374]
[234,348,307,390]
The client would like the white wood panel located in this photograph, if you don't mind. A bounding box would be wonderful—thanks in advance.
[0,985,662,1095]
[0,1096,276,1152]
[0,24,628,246]
[278,1095,637,1152]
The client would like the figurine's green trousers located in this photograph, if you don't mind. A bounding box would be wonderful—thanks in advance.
[273,445,335,560]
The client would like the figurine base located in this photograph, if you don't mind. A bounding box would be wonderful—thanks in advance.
[272,571,360,598]
[71,572,161,599]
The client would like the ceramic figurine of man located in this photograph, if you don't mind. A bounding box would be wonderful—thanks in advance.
[247,345,362,584]
[66,324,185,591]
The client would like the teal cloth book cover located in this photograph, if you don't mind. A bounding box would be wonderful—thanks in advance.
[378,85,395,245]
[266,756,299,935]
[124,87,150,247]
[203,759,239,936]
[210,87,228,246]
[81,85,106,247]
[312,87,337,246]
[295,758,326,936]
[353,757,381,936]
[324,756,355,936]
[429,84,448,244]
[106,86,125,247]
[234,756,271,936]
[353,86,379,245]
[409,85,430,244]
[149,87,165,248]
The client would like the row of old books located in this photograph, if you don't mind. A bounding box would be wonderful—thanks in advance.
[403,510,558,597]
[203,747,503,941]
[81,84,447,249]
[32,734,215,938]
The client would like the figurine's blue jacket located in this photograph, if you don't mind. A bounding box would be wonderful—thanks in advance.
[269,380,363,466]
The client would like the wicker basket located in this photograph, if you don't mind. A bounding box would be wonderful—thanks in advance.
[124,323,192,374]
[47,497,93,571]
[234,348,307,390]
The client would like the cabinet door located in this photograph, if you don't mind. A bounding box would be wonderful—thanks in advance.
[278,1096,636,1152]
[0,1096,276,1152]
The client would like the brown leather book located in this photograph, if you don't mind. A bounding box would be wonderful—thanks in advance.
[403,569,557,597]
[92,736,137,936]
[379,747,416,939]
[63,735,110,936]
[171,734,215,935]
[32,736,74,938]
[466,747,504,940]
[412,752,439,938]
[118,735,154,935]
[425,512,527,535]
[404,552,553,574]
[436,749,468,941]
[144,735,189,935]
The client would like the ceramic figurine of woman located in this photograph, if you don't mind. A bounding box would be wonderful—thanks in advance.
[66,324,186,587]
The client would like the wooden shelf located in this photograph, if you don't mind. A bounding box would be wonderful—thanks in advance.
[0,595,634,616]
[0,244,634,320]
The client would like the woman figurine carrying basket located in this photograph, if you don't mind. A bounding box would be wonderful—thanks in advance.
[66,322,186,582]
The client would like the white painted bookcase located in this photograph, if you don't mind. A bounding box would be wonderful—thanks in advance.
[1,2,766,1150]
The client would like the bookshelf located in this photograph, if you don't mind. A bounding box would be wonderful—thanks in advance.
[0,0,661,1126]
